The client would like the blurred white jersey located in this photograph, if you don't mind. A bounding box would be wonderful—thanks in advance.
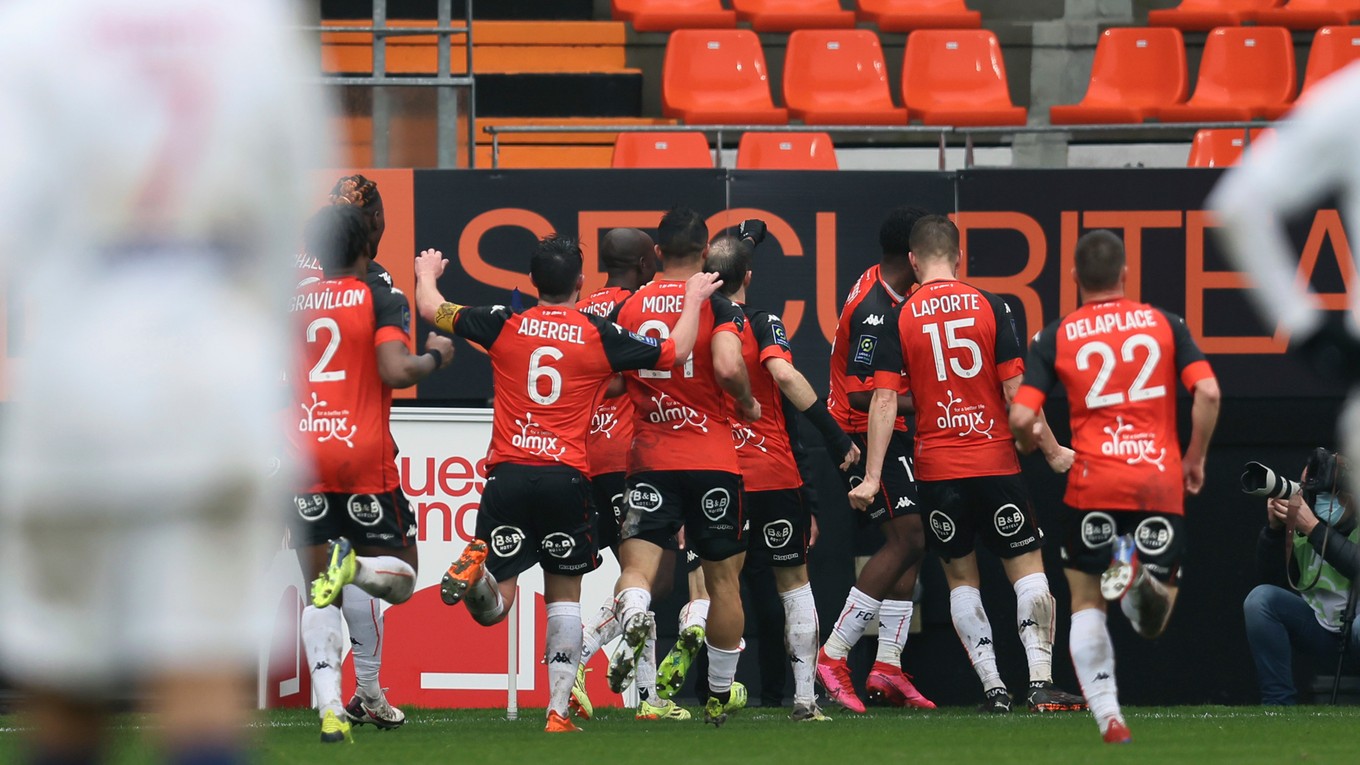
[0,0,329,514]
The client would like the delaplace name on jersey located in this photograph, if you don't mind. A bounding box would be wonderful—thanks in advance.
[517,316,586,345]
[910,292,981,318]
[299,392,357,448]
[1064,308,1159,341]
[641,294,685,314]
[288,285,367,313]
[1101,415,1167,471]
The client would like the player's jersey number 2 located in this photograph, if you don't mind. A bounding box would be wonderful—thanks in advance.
[636,319,693,380]
[307,318,345,383]
[1075,333,1166,410]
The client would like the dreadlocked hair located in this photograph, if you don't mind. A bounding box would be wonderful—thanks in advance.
[329,174,380,209]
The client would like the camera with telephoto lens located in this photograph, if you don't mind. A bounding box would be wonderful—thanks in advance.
[1241,462,1302,500]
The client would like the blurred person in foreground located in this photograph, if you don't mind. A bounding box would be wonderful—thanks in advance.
[0,0,328,762]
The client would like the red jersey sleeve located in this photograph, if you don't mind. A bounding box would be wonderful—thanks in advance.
[750,309,794,364]
[710,294,746,335]
[1160,308,1216,390]
[1014,319,1061,410]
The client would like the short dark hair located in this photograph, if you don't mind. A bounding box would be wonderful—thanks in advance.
[880,206,931,259]
[656,207,708,261]
[704,236,751,297]
[531,234,584,300]
[909,214,959,263]
[1075,230,1126,292]
[305,205,370,275]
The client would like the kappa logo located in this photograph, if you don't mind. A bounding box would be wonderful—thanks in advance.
[647,392,709,432]
[976,637,992,648]
[763,519,794,549]
[549,651,572,664]
[299,392,358,448]
[895,495,915,510]
[490,525,525,558]
[929,510,956,543]
[994,504,1025,537]
[295,493,328,521]
[406,524,418,538]
[1019,618,1038,629]
[853,334,878,366]
[862,314,885,326]
[348,494,384,526]
[1095,672,1111,681]
[629,483,664,513]
[1101,416,1167,472]
[1134,516,1174,555]
[1081,511,1117,549]
[936,390,994,439]
[701,487,731,522]
[542,532,577,559]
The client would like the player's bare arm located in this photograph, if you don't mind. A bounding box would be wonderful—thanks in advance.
[713,330,761,422]
[766,357,860,470]
[848,389,915,416]
[1183,376,1221,495]
[667,271,724,366]
[1004,374,1073,472]
[848,386,897,511]
[376,331,454,388]
[413,247,462,330]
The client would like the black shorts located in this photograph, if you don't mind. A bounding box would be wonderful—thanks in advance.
[291,489,416,549]
[747,488,810,567]
[918,474,1043,561]
[622,470,745,562]
[838,431,922,526]
[591,472,628,551]
[1063,507,1185,586]
[477,463,601,579]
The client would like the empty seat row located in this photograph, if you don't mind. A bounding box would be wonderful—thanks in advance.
[1151,0,1360,31]
[614,0,979,33]
[612,131,839,168]
[1186,127,1268,166]
[664,28,1025,126]
[1052,25,1360,124]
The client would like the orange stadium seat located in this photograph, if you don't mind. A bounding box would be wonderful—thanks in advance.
[1186,128,1264,167]
[1050,28,1188,124]
[1157,27,1296,121]
[1302,26,1360,91]
[1148,0,1283,30]
[784,30,908,125]
[855,0,982,32]
[1254,0,1360,29]
[731,0,856,31]
[736,132,839,169]
[612,132,715,167]
[611,0,737,32]
[901,30,1026,126]
[662,30,789,124]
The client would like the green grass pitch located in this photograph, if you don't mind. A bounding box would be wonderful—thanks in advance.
[3,706,1360,764]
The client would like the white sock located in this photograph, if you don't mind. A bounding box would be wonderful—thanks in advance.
[635,612,659,705]
[581,595,621,667]
[825,587,880,661]
[341,585,384,699]
[707,643,741,695]
[615,586,651,627]
[875,599,913,666]
[1122,570,1172,639]
[779,583,819,705]
[1013,572,1055,684]
[302,605,345,717]
[949,586,1004,692]
[352,555,416,603]
[679,598,711,632]
[545,601,582,718]
[1070,608,1122,728]
[465,566,505,624]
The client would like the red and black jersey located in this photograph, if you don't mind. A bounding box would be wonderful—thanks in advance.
[577,285,635,477]
[452,303,676,475]
[290,275,411,493]
[731,305,803,492]
[874,279,1024,481]
[1015,298,1216,514]
[615,279,746,474]
[828,265,910,434]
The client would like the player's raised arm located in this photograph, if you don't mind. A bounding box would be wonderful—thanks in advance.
[413,247,459,330]
[669,271,724,365]
[712,297,761,422]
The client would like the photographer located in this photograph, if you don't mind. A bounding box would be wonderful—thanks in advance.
[1243,450,1360,705]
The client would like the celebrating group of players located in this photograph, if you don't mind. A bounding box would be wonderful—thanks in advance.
[287,176,1220,746]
